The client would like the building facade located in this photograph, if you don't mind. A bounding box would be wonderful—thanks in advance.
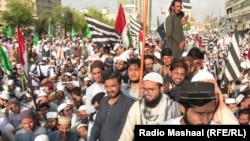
[226,0,250,32]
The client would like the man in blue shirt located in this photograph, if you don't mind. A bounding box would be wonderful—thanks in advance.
[15,109,48,141]
[89,69,135,141]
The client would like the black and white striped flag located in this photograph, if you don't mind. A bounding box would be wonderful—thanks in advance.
[182,0,192,9]
[84,14,120,44]
[221,33,241,86]
[207,34,218,51]
[129,15,142,35]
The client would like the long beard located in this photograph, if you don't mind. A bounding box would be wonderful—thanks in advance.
[145,93,162,108]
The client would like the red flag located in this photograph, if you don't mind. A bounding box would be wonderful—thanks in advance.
[16,27,25,66]
[114,4,129,48]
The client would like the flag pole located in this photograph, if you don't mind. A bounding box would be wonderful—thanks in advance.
[22,71,38,111]
[138,0,149,99]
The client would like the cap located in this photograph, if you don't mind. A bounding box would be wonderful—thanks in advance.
[32,80,40,87]
[153,52,161,60]
[235,94,245,105]
[180,82,215,100]
[77,124,88,131]
[224,98,236,104]
[58,116,71,125]
[191,71,214,82]
[114,55,127,62]
[84,77,90,81]
[58,103,67,112]
[20,109,35,120]
[0,91,10,100]
[64,72,72,77]
[34,134,49,141]
[37,91,47,97]
[7,79,14,85]
[113,44,124,51]
[104,58,114,67]
[241,79,249,84]
[46,112,58,119]
[143,72,163,85]
[78,105,86,111]
[56,84,65,92]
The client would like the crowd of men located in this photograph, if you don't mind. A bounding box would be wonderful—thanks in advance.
[0,0,250,141]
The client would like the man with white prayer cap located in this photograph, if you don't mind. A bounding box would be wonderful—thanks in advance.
[46,111,59,132]
[6,79,22,99]
[48,116,78,141]
[71,105,89,132]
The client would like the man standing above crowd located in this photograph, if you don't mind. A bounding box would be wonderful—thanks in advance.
[165,0,185,60]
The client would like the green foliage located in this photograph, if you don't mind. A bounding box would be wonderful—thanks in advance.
[2,0,34,28]
[183,22,191,31]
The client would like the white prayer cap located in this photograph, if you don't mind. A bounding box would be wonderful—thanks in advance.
[58,103,67,112]
[113,44,124,51]
[25,92,31,98]
[32,80,40,87]
[224,98,236,104]
[78,105,86,111]
[34,90,40,95]
[239,85,248,93]
[0,91,10,100]
[153,52,161,60]
[46,112,58,119]
[236,94,245,105]
[7,79,14,85]
[241,79,249,84]
[56,84,65,92]
[34,134,49,141]
[84,77,90,81]
[71,81,79,87]
[191,70,215,82]
[11,62,16,66]
[37,91,47,97]
[143,72,163,85]
[114,55,127,63]
[16,64,22,69]
[64,72,72,77]
[77,124,88,131]
[65,99,74,106]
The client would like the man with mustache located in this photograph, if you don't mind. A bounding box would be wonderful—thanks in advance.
[119,72,181,141]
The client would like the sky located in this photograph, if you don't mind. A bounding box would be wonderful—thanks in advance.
[61,0,225,27]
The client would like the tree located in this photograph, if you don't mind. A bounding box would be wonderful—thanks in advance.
[183,22,191,31]
[2,0,34,28]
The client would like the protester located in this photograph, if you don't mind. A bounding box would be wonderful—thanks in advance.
[119,72,181,141]
[162,82,219,125]
[89,70,135,141]
[15,109,48,141]
[165,0,185,60]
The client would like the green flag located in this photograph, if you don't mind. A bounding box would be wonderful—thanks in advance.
[6,25,13,39]
[128,32,133,49]
[33,34,39,46]
[0,46,13,76]
[86,25,92,39]
[71,27,75,39]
